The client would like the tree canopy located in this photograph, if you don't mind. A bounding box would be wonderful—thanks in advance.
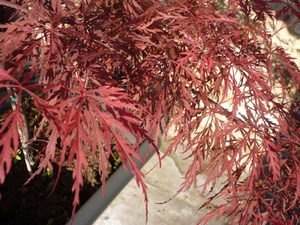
[1,0,300,224]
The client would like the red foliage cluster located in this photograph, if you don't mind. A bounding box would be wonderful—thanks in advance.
[0,0,300,224]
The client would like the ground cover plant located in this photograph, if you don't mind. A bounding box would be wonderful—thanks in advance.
[1,0,300,224]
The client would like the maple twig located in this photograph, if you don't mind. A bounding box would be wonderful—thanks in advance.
[7,87,34,176]
[207,97,254,150]
[208,97,247,125]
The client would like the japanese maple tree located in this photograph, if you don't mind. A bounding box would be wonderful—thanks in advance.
[1,0,300,224]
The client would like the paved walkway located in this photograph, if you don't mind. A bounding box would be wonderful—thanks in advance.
[93,139,228,225]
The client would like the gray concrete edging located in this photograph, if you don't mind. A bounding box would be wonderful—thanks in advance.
[65,138,160,225]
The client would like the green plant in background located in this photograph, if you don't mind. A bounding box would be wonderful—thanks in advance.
[46,218,54,225]
[11,149,21,164]
[42,167,53,178]
[112,150,121,170]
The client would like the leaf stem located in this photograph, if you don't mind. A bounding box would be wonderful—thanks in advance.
[7,87,34,176]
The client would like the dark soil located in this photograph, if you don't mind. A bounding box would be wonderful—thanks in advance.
[0,159,102,225]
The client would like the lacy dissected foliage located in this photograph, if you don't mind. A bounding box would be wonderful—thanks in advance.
[0,0,300,224]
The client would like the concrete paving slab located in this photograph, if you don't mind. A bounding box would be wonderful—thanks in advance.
[93,140,229,225]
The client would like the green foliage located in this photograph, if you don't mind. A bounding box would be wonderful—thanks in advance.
[112,150,121,170]
[11,149,21,164]
[42,167,53,178]
[46,218,54,225]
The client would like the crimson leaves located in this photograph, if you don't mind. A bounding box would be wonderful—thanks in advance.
[0,0,300,224]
